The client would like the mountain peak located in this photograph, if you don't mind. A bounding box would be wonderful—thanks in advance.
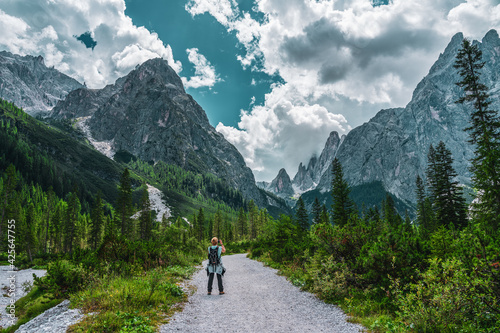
[129,57,185,93]
[483,29,499,46]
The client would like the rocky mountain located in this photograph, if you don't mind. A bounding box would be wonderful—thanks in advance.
[258,168,295,205]
[51,58,282,209]
[270,29,500,205]
[0,51,83,115]
[292,131,344,192]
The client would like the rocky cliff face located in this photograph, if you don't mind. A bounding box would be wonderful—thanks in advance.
[315,30,500,203]
[51,58,276,208]
[0,51,83,115]
[270,30,500,204]
[292,131,344,192]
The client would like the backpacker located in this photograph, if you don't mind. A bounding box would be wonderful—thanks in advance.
[208,246,220,266]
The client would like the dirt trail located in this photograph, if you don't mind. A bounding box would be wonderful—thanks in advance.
[161,253,364,333]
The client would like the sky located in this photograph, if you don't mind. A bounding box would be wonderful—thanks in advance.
[0,0,499,181]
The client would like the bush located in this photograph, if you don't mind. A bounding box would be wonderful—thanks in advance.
[34,260,91,295]
[392,257,499,332]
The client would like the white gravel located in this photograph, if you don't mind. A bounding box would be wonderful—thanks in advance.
[160,254,365,333]
[0,266,46,329]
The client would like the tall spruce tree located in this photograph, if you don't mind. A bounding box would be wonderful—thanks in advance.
[426,141,468,229]
[197,208,205,241]
[415,175,434,232]
[139,188,152,240]
[295,197,309,231]
[311,197,322,225]
[454,38,500,227]
[330,158,355,226]
[90,191,104,250]
[116,168,132,236]
[237,207,247,239]
[64,189,80,253]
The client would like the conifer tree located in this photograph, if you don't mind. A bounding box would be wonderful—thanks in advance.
[139,188,152,240]
[116,168,132,236]
[197,208,205,241]
[248,200,258,239]
[65,190,80,253]
[1,164,17,251]
[295,197,309,231]
[320,204,329,224]
[213,209,222,239]
[415,175,434,232]
[24,203,36,262]
[90,191,104,250]
[237,207,247,239]
[311,197,322,225]
[382,194,402,225]
[44,186,55,253]
[454,38,500,226]
[330,158,355,226]
[426,141,468,229]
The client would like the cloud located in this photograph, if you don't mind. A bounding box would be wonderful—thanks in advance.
[190,0,500,180]
[181,48,221,89]
[216,83,348,178]
[0,0,182,88]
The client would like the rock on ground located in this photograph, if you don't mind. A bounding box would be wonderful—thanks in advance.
[160,253,364,333]
[0,266,46,329]
[15,299,84,333]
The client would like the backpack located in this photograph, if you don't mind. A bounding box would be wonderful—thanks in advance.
[208,246,220,266]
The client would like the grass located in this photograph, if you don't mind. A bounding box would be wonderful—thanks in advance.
[67,265,196,332]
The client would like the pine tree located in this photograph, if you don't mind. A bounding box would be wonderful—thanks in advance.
[24,203,36,262]
[330,158,355,226]
[237,207,247,239]
[426,141,468,229]
[44,186,55,253]
[197,208,205,241]
[1,164,17,251]
[248,200,258,239]
[382,194,402,225]
[295,197,309,231]
[64,190,80,253]
[116,168,132,236]
[454,38,500,227]
[213,209,222,239]
[320,204,329,224]
[139,188,152,240]
[415,175,434,232]
[311,197,322,225]
[90,191,104,250]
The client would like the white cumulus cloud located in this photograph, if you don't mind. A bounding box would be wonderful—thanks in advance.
[181,48,221,89]
[0,0,182,88]
[190,0,500,181]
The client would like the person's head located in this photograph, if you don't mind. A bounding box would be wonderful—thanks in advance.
[211,237,218,246]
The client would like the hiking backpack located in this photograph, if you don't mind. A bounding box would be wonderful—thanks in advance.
[208,246,220,266]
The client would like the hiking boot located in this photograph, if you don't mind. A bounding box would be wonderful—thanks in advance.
[219,291,225,295]
[207,292,211,295]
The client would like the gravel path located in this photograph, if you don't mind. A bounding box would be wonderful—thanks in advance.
[0,266,46,329]
[161,254,364,333]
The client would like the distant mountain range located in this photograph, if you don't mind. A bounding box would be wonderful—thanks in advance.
[259,29,500,210]
[0,51,83,115]
[0,51,289,214]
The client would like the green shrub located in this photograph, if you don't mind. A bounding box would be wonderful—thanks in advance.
[34,260,91,295]
[392,257,499,332]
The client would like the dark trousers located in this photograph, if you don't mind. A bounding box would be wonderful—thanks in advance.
[208,273,223,292]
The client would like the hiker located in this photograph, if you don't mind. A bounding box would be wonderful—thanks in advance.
[207,237,225,295]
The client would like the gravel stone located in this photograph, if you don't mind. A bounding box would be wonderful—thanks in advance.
[0,266,46,329]
[161,253,364,333]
